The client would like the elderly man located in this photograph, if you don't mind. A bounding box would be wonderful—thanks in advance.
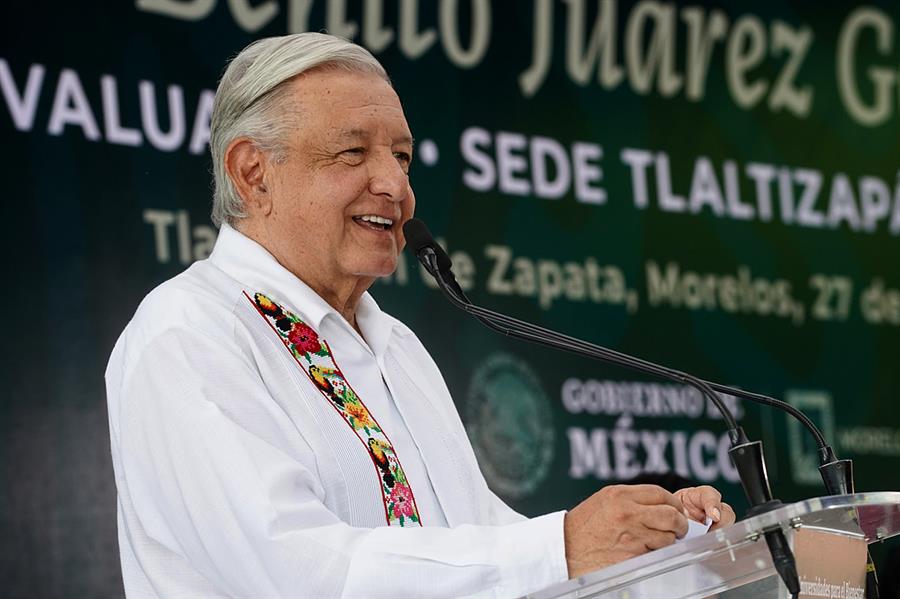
[106,33,734,597]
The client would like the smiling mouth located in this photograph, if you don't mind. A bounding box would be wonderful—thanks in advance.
[352,214,395,232]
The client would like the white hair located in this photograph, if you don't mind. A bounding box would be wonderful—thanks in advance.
[209,33,389,227]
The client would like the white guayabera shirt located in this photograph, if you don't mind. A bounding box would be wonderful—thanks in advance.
[105,223,568,598]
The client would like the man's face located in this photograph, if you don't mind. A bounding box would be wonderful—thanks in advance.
[260,69,415,285]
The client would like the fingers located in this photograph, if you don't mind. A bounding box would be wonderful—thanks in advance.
[675,488,707,522]
[677,486,724,524]
[697,486,723,522]
[674,487,704,522]
[643,530,677,551]
[627,484,684,512]
[709,502,736,531]
[640,504,689,538]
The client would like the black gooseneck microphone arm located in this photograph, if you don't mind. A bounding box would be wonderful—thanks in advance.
[406,219,855,493]
[403,219,801,596]
[405,222,878,599]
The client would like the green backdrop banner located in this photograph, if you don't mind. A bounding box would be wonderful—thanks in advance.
[3,1,899,595]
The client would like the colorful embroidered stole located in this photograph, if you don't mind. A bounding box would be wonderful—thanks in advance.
[247,291,422,527]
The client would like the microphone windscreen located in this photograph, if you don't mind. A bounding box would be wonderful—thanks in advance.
[402,218,435,254]
[402,218,453,272]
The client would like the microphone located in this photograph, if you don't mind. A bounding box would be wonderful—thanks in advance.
[405,220,852,494]
[404,222,735,424]
[407,219,872,598]
[402,218,465,297]
[403,218,801,596]
[402,219,857,490]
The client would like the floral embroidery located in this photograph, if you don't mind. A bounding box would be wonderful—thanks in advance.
[346,403,374,429]
[388,480,416,522]
[287,322,322,355]
[247,291,422,527]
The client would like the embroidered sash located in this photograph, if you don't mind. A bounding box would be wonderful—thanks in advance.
[247,291,422,527]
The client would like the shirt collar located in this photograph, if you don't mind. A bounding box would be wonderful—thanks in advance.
[355,292,397,359]
[209,223,398,352]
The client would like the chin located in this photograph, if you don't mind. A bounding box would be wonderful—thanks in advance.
[351,256,398,279]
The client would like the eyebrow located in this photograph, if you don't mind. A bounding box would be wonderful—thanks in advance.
[335,128,415,146]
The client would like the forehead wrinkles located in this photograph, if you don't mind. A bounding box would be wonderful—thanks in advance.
[295,70,400,110]
[285,74,410,145]
[324,94,408,127]
[329,118,413,145]
[313,102,411,147]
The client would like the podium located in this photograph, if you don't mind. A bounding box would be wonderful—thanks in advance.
[529,492,900,599]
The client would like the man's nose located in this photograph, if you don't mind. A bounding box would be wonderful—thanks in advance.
[368,150,409,202]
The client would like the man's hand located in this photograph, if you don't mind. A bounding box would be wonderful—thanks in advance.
[674,485,736,531]
[563,484,689,579]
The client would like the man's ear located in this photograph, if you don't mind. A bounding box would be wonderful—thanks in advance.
[224,138,272,217]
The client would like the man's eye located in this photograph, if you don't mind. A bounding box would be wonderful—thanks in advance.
[340,148,366,164]
[394,152,411,164]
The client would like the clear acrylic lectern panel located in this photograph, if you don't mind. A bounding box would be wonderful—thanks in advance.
[527,492,900,599]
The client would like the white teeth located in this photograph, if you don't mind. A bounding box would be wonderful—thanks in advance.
[359,215,393,226]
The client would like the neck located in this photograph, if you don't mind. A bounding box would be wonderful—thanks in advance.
[310,277,374,332]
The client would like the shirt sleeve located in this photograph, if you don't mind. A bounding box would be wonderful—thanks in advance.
[487,490,531,526]
[111,326,569,598]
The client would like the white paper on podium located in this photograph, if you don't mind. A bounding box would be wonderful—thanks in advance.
[676,516,713,544]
